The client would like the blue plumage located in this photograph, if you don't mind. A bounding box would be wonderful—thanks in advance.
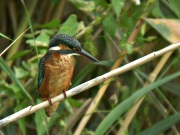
[38,56,45,90]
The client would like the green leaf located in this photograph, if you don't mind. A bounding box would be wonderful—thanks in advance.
[126,43,133,54]
[136,113,180,135]
[35,100,60,135]
[0,80,16,96]
[95,72,180,135]
[14,66,29,79]
[112,0,125,18]
[69,0,95,12]
[167,0,180,18]
[58,14,79,36]
[158,0,178,18]
[0,33,13,41]
[8,50,31,60]
[162,82,180,97]
[39,19,60,28]
[35,111,48,135]
[36,32,50,45]
[103,14,116,37]
[143,36,157,42]
[35,99,49,135]
[0,82,21,98]
[26,31,50,47]
[152,0,164,18]
[78,21,85,32]
[22,61,30,71]
[96,60,114,67]
[67,98,83,108]
[145,19,180,43]
[0,57,33,103]
[94,0,108,7]
[121,42,134,54]
[16,115,26,135]
[14,100,29,135]
[71,64,95,88]
[64,100,73,114]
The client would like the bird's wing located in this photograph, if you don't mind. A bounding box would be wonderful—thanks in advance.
[38,56,45,90]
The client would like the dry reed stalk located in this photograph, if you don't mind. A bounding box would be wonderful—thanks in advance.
[73,19,145,135]
[0,41,179,128]
[117,50,180,135]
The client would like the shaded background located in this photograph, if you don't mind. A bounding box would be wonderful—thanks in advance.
[0,0,180,135]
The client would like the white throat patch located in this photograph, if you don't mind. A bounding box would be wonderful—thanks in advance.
[67,53,80,57]
[49,46,80,57]
[49,46,61,51]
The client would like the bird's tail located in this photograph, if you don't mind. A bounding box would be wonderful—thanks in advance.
[45,102,60,117]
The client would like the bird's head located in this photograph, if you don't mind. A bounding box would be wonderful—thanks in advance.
[48,34,99,62]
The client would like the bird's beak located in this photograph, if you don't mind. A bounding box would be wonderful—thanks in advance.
[79,49,99,62]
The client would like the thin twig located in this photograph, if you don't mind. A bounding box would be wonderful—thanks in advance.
[74,16,145,135]
[118,51,178,135]
[0,27,30,56]
[0,42,179,128]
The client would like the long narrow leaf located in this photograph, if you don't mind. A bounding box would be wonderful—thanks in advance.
[0,57,33,103]
[95,72,180,135]
[136,113,180,135]
[71,64,95,88]
[0,33,13,41]
[20,0,38,57]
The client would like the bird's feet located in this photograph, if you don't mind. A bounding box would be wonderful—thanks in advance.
[47,91,66,106]
[48,98,53,106]
[63,90,67,99]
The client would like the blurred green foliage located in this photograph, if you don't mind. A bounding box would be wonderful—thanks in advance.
[0,0,180,135]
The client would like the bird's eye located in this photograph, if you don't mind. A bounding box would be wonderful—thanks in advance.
[73,47,81,51]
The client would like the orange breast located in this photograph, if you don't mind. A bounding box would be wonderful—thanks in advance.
[39,52,74,116]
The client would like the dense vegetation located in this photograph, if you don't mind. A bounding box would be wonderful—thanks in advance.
[0,0,180,135]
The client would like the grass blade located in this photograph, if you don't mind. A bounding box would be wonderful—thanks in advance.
[136,113,180,135]
[71,64,95,88]
[0,57,33,103]
[95,72,180,135]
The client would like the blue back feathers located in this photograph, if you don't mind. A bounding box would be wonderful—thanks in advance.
[38,56,45,90]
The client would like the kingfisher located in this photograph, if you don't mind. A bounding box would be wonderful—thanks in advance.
[38,34,98,117]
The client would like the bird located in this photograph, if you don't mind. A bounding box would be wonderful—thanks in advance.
[38,34,98,117]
